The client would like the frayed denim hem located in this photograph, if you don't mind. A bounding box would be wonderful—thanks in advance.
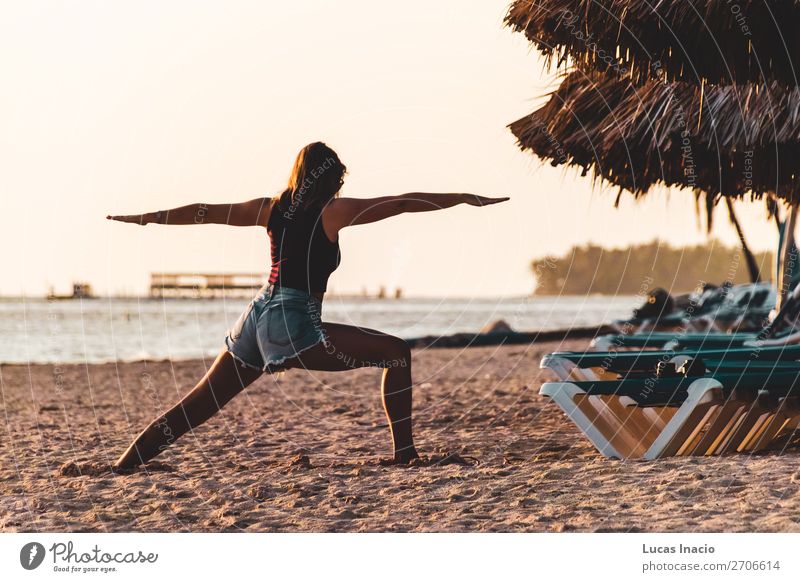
[262,331,328,372]
[224,336,264,371]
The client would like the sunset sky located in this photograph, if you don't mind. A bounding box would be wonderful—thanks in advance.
[0,0,779,297]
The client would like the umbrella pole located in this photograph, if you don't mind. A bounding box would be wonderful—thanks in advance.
[777,202,799,310]
[774,205,785,286]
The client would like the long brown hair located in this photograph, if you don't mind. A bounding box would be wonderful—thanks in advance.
[274,142,346,217]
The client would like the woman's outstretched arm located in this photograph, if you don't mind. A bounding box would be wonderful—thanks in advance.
[107,197,274,227]
[323,192,508,237]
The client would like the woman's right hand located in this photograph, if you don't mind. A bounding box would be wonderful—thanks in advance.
[106,213,151,225]
[462,194,510,207]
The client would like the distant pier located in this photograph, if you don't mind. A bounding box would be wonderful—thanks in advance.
[149,273,266,298]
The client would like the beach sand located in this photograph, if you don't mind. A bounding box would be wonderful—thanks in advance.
[2,340,800,532]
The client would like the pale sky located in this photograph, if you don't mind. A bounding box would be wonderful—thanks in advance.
[0,0,780,297]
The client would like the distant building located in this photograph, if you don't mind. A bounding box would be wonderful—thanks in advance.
[72,282,93,298]
[47,282,94,300]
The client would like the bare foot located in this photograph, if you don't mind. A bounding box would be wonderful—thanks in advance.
[378,447,421,466]
[409,453,478,467]
[109,463,136,475]
[110,458,140,473]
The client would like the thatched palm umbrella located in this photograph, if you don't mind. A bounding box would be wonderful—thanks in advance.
[510,71,799,296]
[506,0,800,305]
[505,0,800,85]
[509,71,800,201]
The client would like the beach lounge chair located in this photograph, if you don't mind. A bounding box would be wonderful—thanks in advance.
[694,284,776,332]
[592,285,798,351]
[539,370,800,459]
[591,331,756,351]
[541,345,800,382]
[609,283,775,334]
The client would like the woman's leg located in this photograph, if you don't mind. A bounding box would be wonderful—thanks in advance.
[281,322,418,463]
[112,349,263,470]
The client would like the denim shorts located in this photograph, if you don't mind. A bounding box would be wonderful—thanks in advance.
[224,283,327,371]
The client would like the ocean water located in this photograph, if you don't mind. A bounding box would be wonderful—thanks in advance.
[0,295,639,364]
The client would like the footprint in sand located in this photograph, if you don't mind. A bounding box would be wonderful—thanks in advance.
[59,461,113,477]
[247,485,275,502]
[58,460,175,477]
[282,454,313,473]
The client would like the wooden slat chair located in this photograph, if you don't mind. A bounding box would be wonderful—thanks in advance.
[541,345,800,382]
[539,371,800,459]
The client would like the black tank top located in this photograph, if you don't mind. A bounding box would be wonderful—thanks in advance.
[267,204,341,293]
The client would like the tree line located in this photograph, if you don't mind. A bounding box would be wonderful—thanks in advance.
[531,241,774,295]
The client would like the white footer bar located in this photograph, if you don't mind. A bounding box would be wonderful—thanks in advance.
[2,533,798,581]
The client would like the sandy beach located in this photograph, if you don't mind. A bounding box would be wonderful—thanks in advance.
[2,339,800,533]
